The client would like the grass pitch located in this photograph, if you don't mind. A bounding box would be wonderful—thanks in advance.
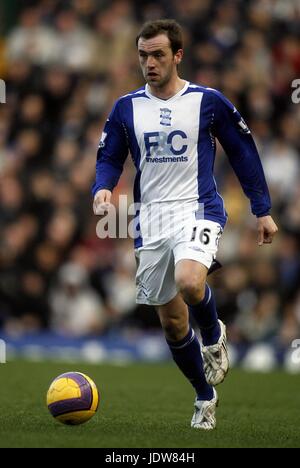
[0,360,299,448]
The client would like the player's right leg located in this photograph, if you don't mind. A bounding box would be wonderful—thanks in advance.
[157,294,218,430]
[135,242,218,429]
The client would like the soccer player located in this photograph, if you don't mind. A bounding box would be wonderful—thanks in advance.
[92,20,278,430]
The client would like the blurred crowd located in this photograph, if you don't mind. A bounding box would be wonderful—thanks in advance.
[0,0,300,348]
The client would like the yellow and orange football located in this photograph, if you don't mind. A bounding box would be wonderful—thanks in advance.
[46,372,99,425]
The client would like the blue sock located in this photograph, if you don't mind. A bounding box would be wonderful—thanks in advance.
[188,284,221,346]
[166,327,214,401]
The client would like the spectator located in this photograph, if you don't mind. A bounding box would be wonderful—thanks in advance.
[50,262,108,337]
[0,1,299,346]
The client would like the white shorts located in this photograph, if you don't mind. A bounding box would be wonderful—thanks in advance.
[135,219,223,306]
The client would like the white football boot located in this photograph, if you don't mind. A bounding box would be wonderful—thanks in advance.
[202,320,229,386]
[191,388,218,430]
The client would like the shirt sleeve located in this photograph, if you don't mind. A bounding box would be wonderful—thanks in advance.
[211,90,271,217]
[91,99,129,196]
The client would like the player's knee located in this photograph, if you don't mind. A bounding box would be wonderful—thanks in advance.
[160,316,186,341]
[176,277,205,304]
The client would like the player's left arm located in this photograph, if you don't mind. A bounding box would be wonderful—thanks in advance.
[256,215,278,246]
[211,90,278,245]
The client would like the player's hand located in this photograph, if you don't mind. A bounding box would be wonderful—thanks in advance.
[93,189,112,215]
[257,215,278,246]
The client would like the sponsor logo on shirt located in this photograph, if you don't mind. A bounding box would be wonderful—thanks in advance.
[144,130,188,163]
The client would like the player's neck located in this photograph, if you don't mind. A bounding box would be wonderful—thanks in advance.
[148,77,186,100]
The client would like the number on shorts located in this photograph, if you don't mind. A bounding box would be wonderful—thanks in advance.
[190,227,211,245]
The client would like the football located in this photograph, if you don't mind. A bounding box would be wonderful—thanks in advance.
[46,372,99,425]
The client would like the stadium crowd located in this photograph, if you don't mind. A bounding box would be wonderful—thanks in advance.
[0,0,300,349]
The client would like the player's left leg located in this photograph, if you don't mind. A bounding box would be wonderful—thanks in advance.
[175,260,221,345]
[174,259,229,386]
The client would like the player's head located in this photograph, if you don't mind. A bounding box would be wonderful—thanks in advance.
[136,19,183,88]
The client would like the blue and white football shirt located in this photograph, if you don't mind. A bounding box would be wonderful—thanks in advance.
[92,82,271,247]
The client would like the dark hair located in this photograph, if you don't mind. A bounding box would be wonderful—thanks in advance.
[136,19,183,54]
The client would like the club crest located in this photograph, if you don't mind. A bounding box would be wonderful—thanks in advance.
[160,108,172,126]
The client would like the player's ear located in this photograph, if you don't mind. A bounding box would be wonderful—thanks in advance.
[174,49,183,65]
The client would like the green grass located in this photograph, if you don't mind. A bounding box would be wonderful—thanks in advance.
[0,360,299,448]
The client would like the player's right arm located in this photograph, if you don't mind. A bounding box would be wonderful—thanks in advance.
[92,99,129,214]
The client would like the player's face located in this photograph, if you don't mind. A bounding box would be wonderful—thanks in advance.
[138,34,182,88]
